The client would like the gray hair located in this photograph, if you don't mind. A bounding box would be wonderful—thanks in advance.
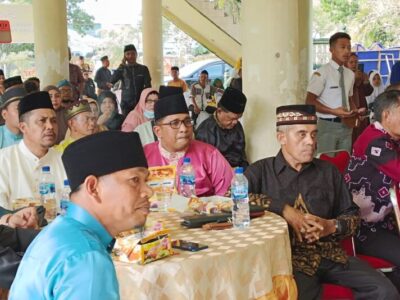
[276,125,290,132]
[373,90,400,123]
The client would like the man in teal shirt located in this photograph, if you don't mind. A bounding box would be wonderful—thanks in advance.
[10,131,152,299]
[0,87,25,149]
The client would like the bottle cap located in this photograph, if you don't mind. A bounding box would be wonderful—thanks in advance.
[42,166,50,172]
[235,167,244,174]
[63,179,69,186]
[183,157,191,163]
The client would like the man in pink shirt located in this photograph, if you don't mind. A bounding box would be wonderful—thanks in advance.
[144,93,233,196]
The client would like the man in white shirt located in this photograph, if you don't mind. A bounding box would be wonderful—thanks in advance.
[306,32,364,153]
[0,92,66,209]
[190,70,216,128]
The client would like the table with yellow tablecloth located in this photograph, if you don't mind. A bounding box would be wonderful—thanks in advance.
[114,211,297,300]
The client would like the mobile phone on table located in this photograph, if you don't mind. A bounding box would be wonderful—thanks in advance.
[172,240,208,252]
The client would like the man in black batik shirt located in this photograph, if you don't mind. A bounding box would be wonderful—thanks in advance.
[245,104,398,300]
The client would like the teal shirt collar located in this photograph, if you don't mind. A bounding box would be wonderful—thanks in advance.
[1,125,22,148]
[65,202,113,249]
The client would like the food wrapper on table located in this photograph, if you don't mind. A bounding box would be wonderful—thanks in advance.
[168,194,233,214]
[113,222,173,265]
[12,198,41,210]
[147,165,176,211]
[187,196,232,214]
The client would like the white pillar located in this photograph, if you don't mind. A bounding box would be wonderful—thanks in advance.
[32,0,69,87]
[298,0,313,99]
[241,0,311,162]
[142,0,163,89]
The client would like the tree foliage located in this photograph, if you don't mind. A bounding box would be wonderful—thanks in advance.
[67,0,95,36]
[0,0,95,36]
[314,0,400,47]
[0,0,95,75]
[320,0,359,23]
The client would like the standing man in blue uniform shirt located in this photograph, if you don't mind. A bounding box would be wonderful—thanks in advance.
[0,87,26,149]
[10,131,153,300]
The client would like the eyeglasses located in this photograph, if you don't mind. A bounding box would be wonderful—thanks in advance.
[145,100,157,104]
[158,118,194,129]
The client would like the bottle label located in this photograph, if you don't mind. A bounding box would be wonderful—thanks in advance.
[49,183,56,194]
[232,186,248,201]
[180,175,195,185]
[39,183,49,195]
[39,183,56,196]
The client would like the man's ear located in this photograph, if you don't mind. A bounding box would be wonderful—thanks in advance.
[19,121,27,134]
[276,130,287,146]
[1,108,7,120]
[83,175,102,204]
[382,109,390,124]
[153,125,162,139]
[67,119,73,130]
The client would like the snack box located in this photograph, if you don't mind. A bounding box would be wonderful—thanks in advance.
[147,165,176,211]
[113,229,173,265]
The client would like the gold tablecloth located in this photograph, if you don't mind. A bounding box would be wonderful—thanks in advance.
[114,212,297,300]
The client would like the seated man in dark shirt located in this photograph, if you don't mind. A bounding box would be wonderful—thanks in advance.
[345,90,400,290]
[196,87,248,169]
[0,207,39,289]
[244,104,398,300]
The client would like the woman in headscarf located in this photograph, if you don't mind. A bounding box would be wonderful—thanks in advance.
[366,70,385,106]
[345,53,373,144]
[97,91,124,130]
[121,88,159,132]
[86,97,108,133]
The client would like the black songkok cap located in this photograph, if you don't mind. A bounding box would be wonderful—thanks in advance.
[154,94,189,121]
[159,85,183,98]
[219,87,247,114]
[18,91,54,118]
[1,87,26,108]
[4,76,23,90]
[62,131,148,192]
[124,44,137,53]
[276,105,317,126]
[100,55,108,61]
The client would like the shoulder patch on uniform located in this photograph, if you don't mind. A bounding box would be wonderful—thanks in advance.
[313,72,321,77]
[371,146,382,157]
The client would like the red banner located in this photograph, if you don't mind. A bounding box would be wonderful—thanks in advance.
[0,20,12,43]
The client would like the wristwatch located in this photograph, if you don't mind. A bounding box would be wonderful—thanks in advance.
[334,219,342,235]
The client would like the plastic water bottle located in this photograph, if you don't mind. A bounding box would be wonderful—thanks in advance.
[60,179,71,216]
[231,167,250,229]
[39,166,57,221]
[179,157,196,197]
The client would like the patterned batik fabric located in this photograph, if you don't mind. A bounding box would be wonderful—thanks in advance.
[345,122,400,243]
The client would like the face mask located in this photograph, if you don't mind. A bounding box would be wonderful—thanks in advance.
[144,110,154,119]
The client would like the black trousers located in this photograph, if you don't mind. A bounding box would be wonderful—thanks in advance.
[0,226,38,288]
[356,227,400,291]
[294,257,399,300]
[120,100,137,118]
